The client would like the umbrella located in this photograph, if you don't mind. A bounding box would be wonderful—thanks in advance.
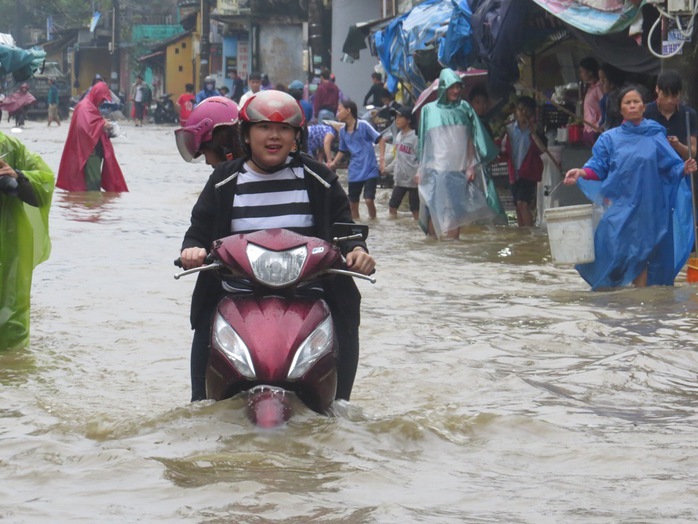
[412,69,488,116]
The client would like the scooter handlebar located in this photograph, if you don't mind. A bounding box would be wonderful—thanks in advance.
[174,253,214,267]
[326,268,376,284]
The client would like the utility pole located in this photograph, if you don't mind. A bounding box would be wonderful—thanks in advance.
[199,0,210,89]
[110,0,121,97]
[14,0,23,47]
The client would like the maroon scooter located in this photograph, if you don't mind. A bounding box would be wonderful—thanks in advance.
[175,224,374,427]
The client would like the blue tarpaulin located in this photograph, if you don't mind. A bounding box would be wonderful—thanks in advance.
[370,0,655,98]
[373,0,473,94]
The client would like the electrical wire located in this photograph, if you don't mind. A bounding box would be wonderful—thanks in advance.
[646,1,698,59]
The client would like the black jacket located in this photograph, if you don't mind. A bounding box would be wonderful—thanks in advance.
[182,153,366,329]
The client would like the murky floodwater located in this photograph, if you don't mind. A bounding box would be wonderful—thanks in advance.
[2,120,698,523]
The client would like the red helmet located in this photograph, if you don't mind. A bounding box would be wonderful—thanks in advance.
[175,96,239,162]
[240,90,305,128]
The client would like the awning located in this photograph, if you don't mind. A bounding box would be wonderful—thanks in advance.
[529,0,648,35]
[345,0,659,100]
[569,26,660,75]
[138,50,165,63]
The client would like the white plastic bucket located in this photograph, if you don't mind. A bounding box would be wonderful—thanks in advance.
[544,204,595,265]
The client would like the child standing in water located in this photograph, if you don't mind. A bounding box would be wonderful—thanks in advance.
[385,104,419,220]
[327,99,385,219]
[501,96,544,227]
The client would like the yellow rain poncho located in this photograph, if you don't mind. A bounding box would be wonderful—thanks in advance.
[0,132,54,350]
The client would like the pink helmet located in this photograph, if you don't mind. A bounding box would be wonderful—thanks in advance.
[240,90,305,128]
[175,96,239,162]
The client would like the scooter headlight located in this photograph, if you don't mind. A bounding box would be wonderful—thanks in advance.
[213,312,256,379]
[287,315,334,380]
[247,244,307,287]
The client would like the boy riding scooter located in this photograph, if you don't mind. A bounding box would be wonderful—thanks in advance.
[179,90,375,403]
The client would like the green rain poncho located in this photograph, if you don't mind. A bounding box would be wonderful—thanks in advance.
[417,68,505,236]
[0,132,54,350]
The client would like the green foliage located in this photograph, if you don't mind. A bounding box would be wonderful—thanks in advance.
[0,0,114,34]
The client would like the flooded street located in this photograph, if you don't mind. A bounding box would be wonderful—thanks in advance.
[2,118,698,523]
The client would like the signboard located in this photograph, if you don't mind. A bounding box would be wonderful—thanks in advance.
[225,56,237,75]
[662,16,692,55]
[237,41,249,76]
[217,0,251,15]
[252,0,307,17]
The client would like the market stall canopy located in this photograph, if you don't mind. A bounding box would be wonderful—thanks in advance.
[0,34,46,82]
[528,0,647,35]
[347,0,658,103]
[569,26,660,75]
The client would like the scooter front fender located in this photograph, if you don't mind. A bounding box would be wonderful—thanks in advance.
[205,295,338,413]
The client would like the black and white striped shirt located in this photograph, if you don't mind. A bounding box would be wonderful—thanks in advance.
[230,162,315,234]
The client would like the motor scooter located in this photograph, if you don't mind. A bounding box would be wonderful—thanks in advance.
[154,93,178,124]
[175,224,375,427]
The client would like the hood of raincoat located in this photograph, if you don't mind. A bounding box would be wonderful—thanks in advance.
[87,82,111,107]
[625,117,668,137]
[56,80,128,192]
[436,68,463,106]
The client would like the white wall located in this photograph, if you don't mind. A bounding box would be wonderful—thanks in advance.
[331,0,384,106]
[259,24,305,88]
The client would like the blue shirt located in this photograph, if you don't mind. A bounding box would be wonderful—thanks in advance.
[509,121,531,173]
[339,120,381,182]
[195,88,221,105]
[47,84,59,105]
[307,124,336,154]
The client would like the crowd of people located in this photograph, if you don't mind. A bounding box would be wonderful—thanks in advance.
[3,59,698,408]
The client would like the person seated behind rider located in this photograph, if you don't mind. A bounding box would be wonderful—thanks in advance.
[179,90,376,402]
[175,96,242,168]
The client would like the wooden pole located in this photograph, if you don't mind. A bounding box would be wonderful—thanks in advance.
[687,111,698,255]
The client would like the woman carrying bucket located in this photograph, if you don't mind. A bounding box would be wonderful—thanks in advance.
[563,84,697,290]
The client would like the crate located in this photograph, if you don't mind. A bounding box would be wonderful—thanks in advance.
[489,161,508,178]
[542,103,573,129]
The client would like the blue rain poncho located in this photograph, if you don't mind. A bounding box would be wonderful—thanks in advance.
[576,119,693,289]
[417,68,504,236]
[0,132,54,350]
